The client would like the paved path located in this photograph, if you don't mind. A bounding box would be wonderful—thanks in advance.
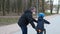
[0,24,20,34]
[0,14,60,34]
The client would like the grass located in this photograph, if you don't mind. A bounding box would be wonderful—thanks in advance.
[45,12,51,16]
[0,12,55,26]
[0,18,19,26]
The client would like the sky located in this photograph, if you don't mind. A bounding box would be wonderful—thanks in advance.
[53,0,58,5]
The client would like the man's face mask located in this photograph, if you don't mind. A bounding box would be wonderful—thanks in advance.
[33,12,35,14]
[31,8,36,14]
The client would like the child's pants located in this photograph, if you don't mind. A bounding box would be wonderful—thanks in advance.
[37,31,43,34]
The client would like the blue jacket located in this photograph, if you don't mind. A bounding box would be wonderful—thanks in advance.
[36,17,50,31]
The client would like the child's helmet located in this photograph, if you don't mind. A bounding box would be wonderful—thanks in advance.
[38,13,45,17]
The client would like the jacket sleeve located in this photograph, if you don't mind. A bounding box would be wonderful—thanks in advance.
[32,18,38,23]
[44,19,50,24]
[26,13,35,28]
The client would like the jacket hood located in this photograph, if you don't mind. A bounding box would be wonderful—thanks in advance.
[24,10,32,13]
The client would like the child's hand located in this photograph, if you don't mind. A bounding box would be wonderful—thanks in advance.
[37,29,42,33]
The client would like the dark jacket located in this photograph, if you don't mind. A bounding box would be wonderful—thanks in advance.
[18,10,37,28]
[36,17,50,31]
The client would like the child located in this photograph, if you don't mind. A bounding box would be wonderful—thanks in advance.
[36,13,50,34]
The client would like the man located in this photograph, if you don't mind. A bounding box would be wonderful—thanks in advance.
[18,7,37,34]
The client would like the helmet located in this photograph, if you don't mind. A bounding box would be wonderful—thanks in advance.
[38,13,45,17]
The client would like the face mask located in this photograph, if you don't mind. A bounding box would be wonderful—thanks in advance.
[33,12,35,14]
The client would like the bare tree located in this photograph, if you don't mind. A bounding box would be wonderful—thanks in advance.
[42,0,45,13]
[17,0,22,15]
[6,0,10,14]
[0,0,2,11]
[57,5,59,14]
[14,0,17,13]
[2,0,5,16]
[57,0,60,14]
[50,0,53,14]
[27,0,32,9]
[38,0,45,13]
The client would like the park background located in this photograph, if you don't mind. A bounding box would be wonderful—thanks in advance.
[0,0,60,34]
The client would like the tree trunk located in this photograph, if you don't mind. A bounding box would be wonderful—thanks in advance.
[27,0,32,9]
[6,0,10,14]
[57,6,59,14]
[57,0,60,14]
[42,0,45,13]
[17,0,22,15]
[0,0,1,11]
[50,0,53,14]
[2,0,5,16]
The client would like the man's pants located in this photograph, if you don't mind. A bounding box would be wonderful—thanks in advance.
[21,26,27,34]
[37,31,43,34]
